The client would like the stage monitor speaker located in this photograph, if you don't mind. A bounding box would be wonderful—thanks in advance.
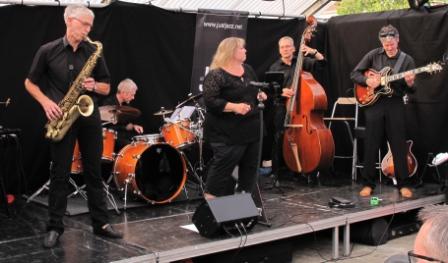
[351,218,389,245]
[192,193,259,238]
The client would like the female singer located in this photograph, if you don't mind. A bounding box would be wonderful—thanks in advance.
[202,37,267,199]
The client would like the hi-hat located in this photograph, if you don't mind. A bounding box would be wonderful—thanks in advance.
[176,93,203,108]
[153,107,173,116]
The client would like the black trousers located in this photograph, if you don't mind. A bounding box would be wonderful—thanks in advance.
[48,109,109,234]
[205,141,259,196]
[361,97,411,189]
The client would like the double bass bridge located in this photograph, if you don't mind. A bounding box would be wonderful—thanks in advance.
[284,124,303,128]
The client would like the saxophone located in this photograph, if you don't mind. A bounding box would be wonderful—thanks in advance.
[45,37,102,142]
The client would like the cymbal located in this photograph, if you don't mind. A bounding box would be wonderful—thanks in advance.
[99,105,141,124]
[99,105,117,123]
[176,93,203,108]
[116,105,141,117]
[118,106,141,124]
[153,107,173,116]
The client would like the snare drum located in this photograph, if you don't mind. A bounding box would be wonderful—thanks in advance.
[161,120,195,148]
[132,133,163,144]
[113,142,187,204]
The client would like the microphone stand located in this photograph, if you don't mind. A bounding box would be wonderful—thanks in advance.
[194,100,206,173]
[252,90,270,227]
[263,94,294,192]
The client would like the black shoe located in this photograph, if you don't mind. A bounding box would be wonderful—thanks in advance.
[43,230,60,248]
[94,224,123,239]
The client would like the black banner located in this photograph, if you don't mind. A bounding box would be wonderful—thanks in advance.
[190,10,248,94]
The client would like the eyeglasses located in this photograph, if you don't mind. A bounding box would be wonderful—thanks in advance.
[408,250,446,263]
[379,32,396,38]
[72,17,93,28]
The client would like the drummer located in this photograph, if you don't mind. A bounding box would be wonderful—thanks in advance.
[102,78,144,151]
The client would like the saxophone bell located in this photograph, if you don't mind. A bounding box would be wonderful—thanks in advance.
[76,94,94,117]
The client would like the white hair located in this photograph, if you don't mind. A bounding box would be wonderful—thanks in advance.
[64,5,94,23]
[117,78,138,93]
[418,204,448,261]
[278,36,294,46]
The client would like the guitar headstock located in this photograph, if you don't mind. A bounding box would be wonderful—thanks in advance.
[424,62,443,74]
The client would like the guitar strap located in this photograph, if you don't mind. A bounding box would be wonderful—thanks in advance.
[393,51,406,74]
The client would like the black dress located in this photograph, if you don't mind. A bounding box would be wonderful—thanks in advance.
[202,64,261,196]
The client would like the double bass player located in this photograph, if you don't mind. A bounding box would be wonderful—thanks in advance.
[267,25,328,182]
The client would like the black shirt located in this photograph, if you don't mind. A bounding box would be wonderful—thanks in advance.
[27,36,110,104]
[350,48,416,97]
[269,56,325,88]
[203,64,260,145]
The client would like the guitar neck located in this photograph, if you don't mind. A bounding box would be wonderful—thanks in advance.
[385,66,427,82]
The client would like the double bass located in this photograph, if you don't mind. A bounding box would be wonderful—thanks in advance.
[282,16,335,173]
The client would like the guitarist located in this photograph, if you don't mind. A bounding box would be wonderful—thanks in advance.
[350,24,416,198]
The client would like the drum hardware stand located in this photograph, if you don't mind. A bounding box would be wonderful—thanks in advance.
[26,176,121,214]
[106,172,114,185]
[26,176,88,203]
[181,152,205,195]
[102,180,120,214]
[181,101,207,197]
[121,173,135,210]
[66,178,88,199]
[27,163,120,215]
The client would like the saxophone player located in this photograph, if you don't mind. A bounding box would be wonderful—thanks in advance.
[24,5,122,248]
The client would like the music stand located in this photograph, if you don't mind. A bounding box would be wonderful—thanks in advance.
[262,71,296,192]
[168,106,196,122]
[264,71,284,98]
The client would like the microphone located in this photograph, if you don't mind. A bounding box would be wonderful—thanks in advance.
[249,81,270,88]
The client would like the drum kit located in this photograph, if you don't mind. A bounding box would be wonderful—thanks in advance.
[72,93,207,208]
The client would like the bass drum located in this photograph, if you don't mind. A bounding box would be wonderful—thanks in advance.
[113,142,187,204]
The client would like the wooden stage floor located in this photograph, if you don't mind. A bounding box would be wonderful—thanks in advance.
[0,175,445,263]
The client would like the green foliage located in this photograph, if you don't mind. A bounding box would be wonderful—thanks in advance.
[337,0,411,15]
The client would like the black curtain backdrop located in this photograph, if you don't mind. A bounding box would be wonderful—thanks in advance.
[1,2,446,191]
[0,2,300,191]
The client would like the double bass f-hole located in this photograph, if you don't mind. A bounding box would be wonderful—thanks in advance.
[282,16,335,174]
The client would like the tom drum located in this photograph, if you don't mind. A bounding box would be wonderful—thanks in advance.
[161,120,195,148]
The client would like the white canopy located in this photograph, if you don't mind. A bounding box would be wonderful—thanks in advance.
[0,0,338,19]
